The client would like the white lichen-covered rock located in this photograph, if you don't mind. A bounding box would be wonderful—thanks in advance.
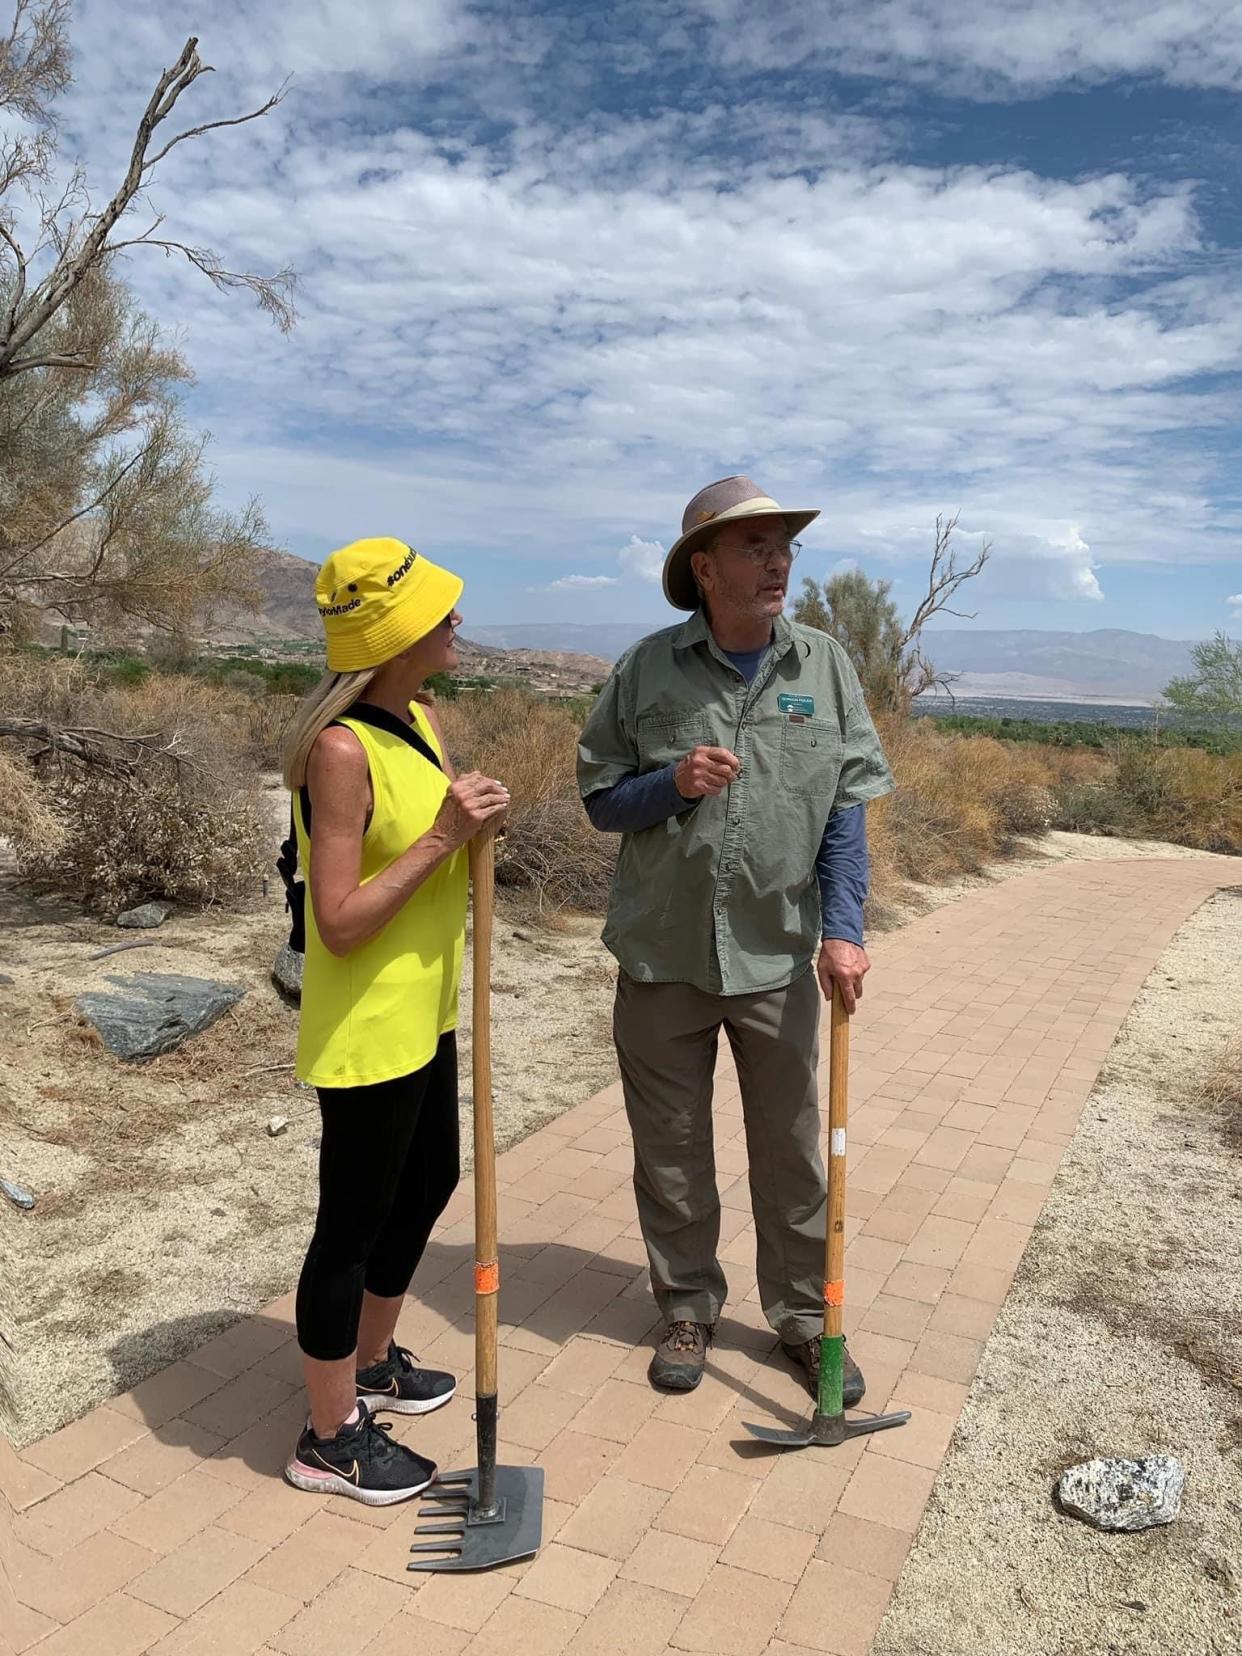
[1057,1456,1184,1532]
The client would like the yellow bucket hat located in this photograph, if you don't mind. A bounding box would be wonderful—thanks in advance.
[315,538,465,672]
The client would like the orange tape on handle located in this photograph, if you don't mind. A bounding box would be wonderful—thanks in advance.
[474,1260,499,1296]
[823,1280,845,1307]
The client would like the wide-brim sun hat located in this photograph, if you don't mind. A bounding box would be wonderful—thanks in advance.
[662,474,820,611]
[315,537,464,672]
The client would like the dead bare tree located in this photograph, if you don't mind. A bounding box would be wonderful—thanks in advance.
[1,8,294,381]
[895,513,992,704]
[0,713,193,776]
[794,513,991,714]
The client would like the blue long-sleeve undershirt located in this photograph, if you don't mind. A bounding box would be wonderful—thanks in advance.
[583,644,869,945]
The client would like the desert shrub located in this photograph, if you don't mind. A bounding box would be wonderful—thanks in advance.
[1041,741,1242,852]
[869,720,1060,894]
[238,692,300,771]
[1049,780,1132,836]
[437,689,615,912]
[103,654,153,687]
[1201,1038,1242,1152]
[1115,745,1242,852]
[1,653,266,912]
[918,710,1242,757]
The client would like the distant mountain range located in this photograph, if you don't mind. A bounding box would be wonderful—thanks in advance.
[916,628,1196,703]
[464,623,1197,702]
[197,555,1197,705]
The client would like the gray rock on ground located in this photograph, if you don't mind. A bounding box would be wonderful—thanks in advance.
[271,943,303,1004]
[74,971,246,1060]
[1057,1455,1185,1532]
[117,902,171,929]
[1,1176,36,1210]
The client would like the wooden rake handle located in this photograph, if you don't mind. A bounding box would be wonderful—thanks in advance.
[469,835,499,1399]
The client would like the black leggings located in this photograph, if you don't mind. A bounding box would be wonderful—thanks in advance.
[295,1033,460,1361]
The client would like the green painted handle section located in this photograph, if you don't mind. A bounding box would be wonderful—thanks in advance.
[818,1333,845,1418]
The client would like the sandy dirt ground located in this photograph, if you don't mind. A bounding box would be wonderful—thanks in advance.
[0,821,1227,1454]
[873,883,1242,1656]
[0,788,616,1448]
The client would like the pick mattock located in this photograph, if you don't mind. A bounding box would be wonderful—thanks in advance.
[745,981,912,1450]
[409,834,544,1571]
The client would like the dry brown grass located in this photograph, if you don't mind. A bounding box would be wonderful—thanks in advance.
[1202,1040,1242,1153]
[1,652,266,913]
[866,718,1060,916]
[438,689,615,912]
[868,721,1240,921]
[436,690,1238,929]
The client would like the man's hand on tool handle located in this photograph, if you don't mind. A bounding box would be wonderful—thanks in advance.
[818,939,870,1014]
[675,745,741,799]
[432,772,510,849]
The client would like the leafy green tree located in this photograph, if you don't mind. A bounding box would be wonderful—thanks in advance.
[794,514,990,714]
[795,567,905,711]
[1162,632,1242,725]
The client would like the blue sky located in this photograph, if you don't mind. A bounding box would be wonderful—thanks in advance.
[44,1,1242,637]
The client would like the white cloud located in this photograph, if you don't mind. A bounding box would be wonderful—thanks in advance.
[546,574,620,589]
[618,536,667,583]
[985,526,1105,602]
[1228,593,1242,617]
[687,1,1242,95]
[20,0,1240,624]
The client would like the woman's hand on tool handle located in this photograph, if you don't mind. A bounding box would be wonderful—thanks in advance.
[430,772,510,850]
[817,938,870,1014]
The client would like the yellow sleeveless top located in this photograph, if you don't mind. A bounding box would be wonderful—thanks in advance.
[293,703,468,1088]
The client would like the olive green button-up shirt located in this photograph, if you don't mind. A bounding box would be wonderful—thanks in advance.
[577,609,896,996]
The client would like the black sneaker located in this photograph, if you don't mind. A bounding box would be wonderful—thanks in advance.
[356,1342,456,1416]
[648,1320,714,1392]
[780,1335,866,1408]
[285,1400,437,1505]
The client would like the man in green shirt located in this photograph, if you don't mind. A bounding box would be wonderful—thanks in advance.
[577,474,895,1398]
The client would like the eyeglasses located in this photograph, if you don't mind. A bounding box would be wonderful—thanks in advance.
[727,539,801,567]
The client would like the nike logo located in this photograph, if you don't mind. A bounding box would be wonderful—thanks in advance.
[311,1449,359,1483]
[359,1377,400,1396]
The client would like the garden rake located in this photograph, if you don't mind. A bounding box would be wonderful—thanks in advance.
[409,833,544,1570]
[745,981,911,1450]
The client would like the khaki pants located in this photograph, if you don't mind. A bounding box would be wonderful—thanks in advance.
[613,967,825,1345]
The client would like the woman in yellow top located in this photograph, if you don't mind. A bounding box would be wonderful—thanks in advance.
[280,536,508,1506]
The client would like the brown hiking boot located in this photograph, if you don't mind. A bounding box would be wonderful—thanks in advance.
[780,1336,866,1408]
[648,1320,714,1392]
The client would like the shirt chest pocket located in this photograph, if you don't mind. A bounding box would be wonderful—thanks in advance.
[636,713,711,769]
[780,717,843,798]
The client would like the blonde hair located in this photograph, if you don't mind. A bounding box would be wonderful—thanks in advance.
[281,667,380,790]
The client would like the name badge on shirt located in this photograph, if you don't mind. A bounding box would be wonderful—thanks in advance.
[777,693,815,717]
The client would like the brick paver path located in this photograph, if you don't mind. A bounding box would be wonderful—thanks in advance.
[3,855,1237,1656]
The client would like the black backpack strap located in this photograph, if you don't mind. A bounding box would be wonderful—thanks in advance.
[294,705,443,842]
[275,796,307,954]
[276,800,300,893]
[344,701,444,772]
[274,706,441,957]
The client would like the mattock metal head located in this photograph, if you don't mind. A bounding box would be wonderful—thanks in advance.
[743,1407,912,1451]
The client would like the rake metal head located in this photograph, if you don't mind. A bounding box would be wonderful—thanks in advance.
[408,1464,545,1572]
